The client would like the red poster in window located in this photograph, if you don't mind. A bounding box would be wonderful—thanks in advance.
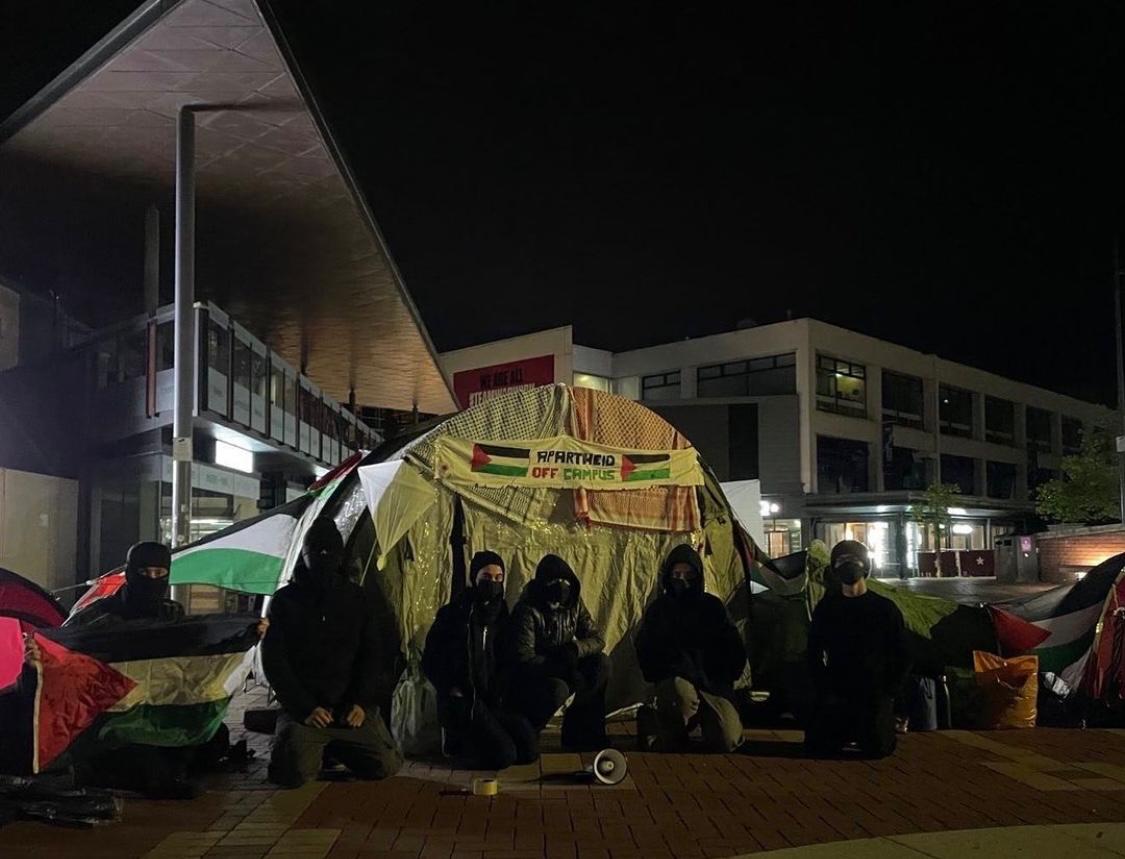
[453,355,556,410]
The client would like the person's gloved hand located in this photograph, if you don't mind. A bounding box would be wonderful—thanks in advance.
[546,642,580,680]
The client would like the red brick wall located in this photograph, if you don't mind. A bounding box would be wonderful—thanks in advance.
[1038,530,1125,584]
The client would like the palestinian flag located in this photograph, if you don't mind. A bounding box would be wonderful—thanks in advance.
[998,553,1125,685]
[28,616,258,773]
[470,443,530,478]
[169,494,315,595]
[620,452,671,483]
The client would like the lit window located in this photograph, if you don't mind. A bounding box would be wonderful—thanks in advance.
[215,440,254,473]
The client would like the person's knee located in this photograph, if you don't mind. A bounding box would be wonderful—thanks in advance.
[546,677,571,709]
[350,746,404,781]
[656,676,699,720]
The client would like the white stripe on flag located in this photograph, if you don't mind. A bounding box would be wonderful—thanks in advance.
[174,513,297,564]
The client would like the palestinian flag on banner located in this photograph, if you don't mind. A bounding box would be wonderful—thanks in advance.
[470,443,530,478]
[620,452,671,482]
[28,615,258,773]
[169,494,316,596]
[997,552,1125,685]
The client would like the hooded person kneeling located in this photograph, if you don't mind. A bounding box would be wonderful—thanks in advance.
[422,551,537,770]
[509,554,610,750]
[262,517,403,787]
[804,540,910,759]
[635,544,747,753]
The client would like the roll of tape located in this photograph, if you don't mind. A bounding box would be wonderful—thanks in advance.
[472,778,499,796]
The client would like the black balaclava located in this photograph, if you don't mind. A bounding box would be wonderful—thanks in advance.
[123,541,172,616]
[295,517,345,592]
[535,554,575,612]
[469,550,506,609]
[831,540,870,586]
[661,544,705,602]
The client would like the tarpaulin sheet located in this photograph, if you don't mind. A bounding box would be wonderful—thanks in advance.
[569,386,700,532]
[358,460,437,569]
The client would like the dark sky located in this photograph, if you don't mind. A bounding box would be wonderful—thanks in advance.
[4,1,1124,404]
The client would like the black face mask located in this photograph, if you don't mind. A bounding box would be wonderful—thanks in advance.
[667,579,697,600]
[301,546,343,582]
[123,568,168,614]
[836,560,866,586]
[545,578,571,609]
[475,580,504,603]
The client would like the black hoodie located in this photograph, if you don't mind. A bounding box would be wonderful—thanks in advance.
[422,587,511,711]
[510,554,605,673]
[635,544,746,699]
[262,555,378,723]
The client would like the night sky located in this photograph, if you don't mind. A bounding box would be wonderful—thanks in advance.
[4,1,1123,404]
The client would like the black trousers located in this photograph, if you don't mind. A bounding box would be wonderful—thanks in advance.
[268,708,402,789]
[439,698,538,770]
[805,690,896,759]
[513,653,610,748]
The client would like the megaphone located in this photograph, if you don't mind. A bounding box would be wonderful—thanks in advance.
[587,748,628,786]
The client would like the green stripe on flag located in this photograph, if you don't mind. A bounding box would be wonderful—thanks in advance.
[172,547,286,595]
[1034,632,1095,675]
[625,468,672,482]
[477,463,529,477]
[96,700,231,748]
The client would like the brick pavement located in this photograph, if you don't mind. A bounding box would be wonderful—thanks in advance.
[6,702,1125,859]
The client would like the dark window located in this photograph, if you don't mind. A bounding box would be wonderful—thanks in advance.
[728,403,759,480]
[987,461,1018,499]
[207,319,228,374]
[251,350,267,401]
[232,339,251,392]
[118,328,146,382]
[941,454,976,496]
[697,353,796,398]
[817,436,870,494]
[270,364,286,413]
[1028,464,1057,495]
[884,446,928,491]
[985,396,1015,446]
[882,371,925,430]
[1062,417,1083,454]
[939,385,974,438]
[1026,407,1052,453]
[155,321,174,372]
[816,355,866,417]
[642,371,681,401]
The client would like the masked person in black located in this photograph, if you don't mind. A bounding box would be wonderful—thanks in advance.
[68,541,183,627]
[805,540,911,759]
[263,517,402,787]
[509,554,610,750]
[422,551,537,769]
[635,544,746,753]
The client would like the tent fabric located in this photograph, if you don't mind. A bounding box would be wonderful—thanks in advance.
[1079,569,1125,701]
[989,606,1051,655]
[0,569,66,629]
[568,386,700,532]
[357,461,438,570]
[721,480,766,549]
[406,384,570,525]
[0,617,24,692]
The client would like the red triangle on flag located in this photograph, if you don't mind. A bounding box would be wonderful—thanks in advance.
[620,456,635,481]
[988,606,1051,655]
[470,444,491,470]
[32,632,136,773]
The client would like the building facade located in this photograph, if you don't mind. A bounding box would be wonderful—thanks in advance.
[441,320,1115,577]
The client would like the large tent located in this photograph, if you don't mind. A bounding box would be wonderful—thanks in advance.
[325,383,756,712]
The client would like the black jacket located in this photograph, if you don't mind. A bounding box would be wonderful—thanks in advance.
[422,590,510,710]
[511,558,604,675]
[67,591,184,628]
[807,589,910,699]
[635,544,747,699]
[262,563,378,722]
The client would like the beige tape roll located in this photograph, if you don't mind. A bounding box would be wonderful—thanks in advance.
[471,778,499,796]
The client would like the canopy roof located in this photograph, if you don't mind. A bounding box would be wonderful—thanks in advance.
[0,0,455,413]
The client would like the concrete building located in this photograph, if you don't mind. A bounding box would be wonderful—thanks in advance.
[441,321,1114,577]
[0,0,456,602]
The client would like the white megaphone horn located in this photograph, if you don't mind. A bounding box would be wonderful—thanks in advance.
[586,748,628,786]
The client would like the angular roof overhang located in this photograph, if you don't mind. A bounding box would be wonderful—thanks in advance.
[0,0,455,414]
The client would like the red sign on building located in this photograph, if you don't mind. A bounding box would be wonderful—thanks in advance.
[452,355,556,410]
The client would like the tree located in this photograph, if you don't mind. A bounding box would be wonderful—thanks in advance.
[1035,426,1120,524]
[910,483,961,551]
